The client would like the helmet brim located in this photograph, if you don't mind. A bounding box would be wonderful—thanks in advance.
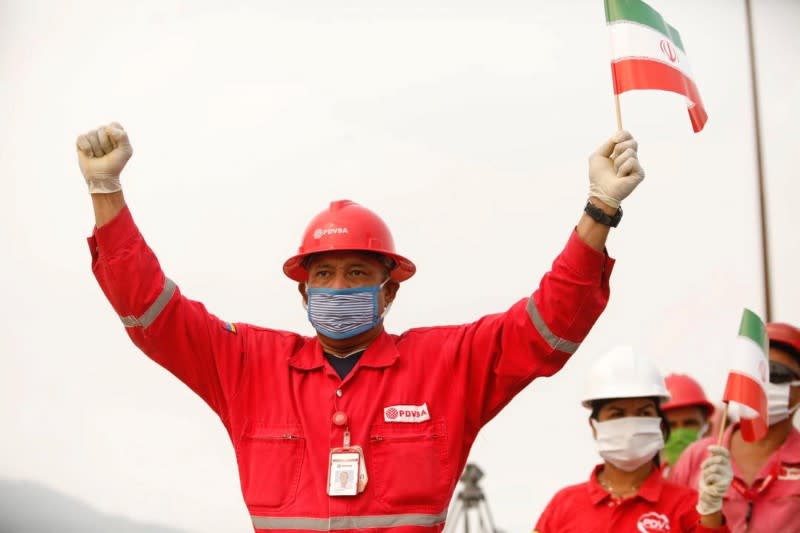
[581,391,672,409]
[283,250,416,283]
[661,399,716,416]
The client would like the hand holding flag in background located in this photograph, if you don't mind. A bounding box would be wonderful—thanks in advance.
[604,0,708,132]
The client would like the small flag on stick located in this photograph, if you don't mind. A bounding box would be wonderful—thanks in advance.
[722,308,770,442]
[604,0,708,132]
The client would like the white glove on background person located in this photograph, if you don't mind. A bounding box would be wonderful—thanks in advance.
[696,445,734,516]
[588,130,645,209]
[76,122,132,194]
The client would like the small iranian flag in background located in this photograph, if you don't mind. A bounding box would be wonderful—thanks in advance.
[605,0,708,132]
[723,309,770,442]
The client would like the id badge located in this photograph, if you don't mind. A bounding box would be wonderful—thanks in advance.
[327,448,361,496]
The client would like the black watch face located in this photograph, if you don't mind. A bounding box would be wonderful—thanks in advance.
[585,202,620,226]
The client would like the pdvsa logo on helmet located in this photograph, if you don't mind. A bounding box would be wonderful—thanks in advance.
[313,227,349,239]
[384,403,430,423]
[636,512,670,533]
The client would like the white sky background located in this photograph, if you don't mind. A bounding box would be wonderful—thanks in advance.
[1,1,799,531]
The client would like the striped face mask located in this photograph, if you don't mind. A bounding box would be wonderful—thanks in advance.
[306,280,390,339]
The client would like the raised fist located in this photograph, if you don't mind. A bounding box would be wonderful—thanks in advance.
[76,122,133,194]
[588,130,645,209]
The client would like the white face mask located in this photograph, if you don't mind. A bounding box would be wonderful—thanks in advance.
[592,416,665,472]
[766,381,800,426]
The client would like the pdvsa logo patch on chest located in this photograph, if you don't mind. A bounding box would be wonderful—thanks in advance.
[383,403,430,423]
[636,512,670,532]
[779,466,800,480]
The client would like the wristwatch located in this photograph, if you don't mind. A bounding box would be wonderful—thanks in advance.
[584,200,622,227]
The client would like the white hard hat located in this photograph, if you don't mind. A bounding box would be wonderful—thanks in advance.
[581,346,670,408]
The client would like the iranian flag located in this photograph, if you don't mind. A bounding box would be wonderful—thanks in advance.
[723,309,770,442]
[605,0,708,132]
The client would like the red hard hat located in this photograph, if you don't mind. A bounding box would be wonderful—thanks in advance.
[661,374,715,415]
[283,199,416,282]
[767,322,800,355]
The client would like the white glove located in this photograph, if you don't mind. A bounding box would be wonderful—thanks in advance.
[588,130,645,209]
[696,445,733,516]
[76,122,133,194]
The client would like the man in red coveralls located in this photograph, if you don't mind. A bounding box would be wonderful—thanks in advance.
[76,121,645,532]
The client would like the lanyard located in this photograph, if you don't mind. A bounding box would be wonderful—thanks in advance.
[729,461,783,526]
[730,461,782,500]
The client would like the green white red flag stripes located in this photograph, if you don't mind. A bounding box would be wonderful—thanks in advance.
[604,0,708,132]
[723,309,769,442]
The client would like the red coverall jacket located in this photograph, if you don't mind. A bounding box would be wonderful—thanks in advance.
[534,465,730,533]
[88,206,614,532]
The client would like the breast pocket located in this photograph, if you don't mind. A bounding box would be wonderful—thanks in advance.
[368,420,450,511]
[236,423,305,509]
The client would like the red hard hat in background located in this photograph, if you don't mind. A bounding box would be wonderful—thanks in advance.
[662,373,715,415]
[767,322,800,355]
[283,199,416,282]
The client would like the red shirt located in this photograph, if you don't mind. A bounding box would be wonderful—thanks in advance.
[88,206,613,533]
[534,465,729,533]
[669,424,800,532]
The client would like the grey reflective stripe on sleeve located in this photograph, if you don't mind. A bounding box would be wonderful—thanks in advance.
[251,510,447,531]
[120,278,177,329]
[526,298,580,354]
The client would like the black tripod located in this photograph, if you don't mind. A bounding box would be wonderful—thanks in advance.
[443,464,502,533]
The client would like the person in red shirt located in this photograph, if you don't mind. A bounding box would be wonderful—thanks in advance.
[670,322,800,532]
[661,374,716,474]
[75,121,644,533]
[534,347,733,533]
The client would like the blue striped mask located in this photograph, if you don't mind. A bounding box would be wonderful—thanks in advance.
[306,280,390,339]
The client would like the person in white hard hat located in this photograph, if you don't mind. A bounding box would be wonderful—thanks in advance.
[533,347,733,532]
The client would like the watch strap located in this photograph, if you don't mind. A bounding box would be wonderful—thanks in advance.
[584,200,622,227]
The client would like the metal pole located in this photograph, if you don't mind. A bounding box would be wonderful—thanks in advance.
[744,0,773,322]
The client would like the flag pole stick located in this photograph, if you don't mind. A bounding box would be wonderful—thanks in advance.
[614,94,623,131]
[716,403,729,446]
[745,0,773,322]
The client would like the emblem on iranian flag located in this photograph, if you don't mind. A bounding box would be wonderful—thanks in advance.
[659,39,678,63]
